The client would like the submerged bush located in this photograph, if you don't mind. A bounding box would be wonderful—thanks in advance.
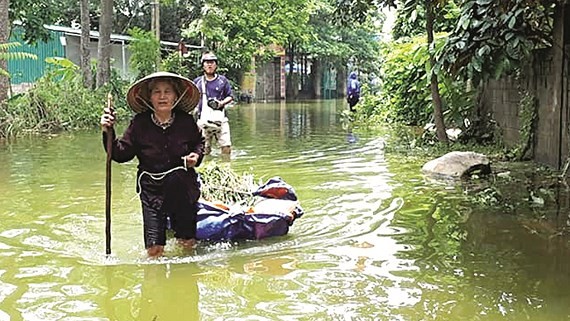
[374,34,475,129]
[1,59,130,138]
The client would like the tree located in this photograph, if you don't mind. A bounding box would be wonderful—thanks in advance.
[128,27,161,79]
[440,0,557,85]
[183,0,313,82]
[335,0,449,142]
[96,0,113,87]
[8,0,64,43]
[392,0,458,40]
[425,0,448,143]
[0,0,9,104]
[80,0,93,88]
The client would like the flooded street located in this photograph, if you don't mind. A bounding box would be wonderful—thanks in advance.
[0,99,569,320]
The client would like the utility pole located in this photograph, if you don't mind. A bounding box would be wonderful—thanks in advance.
[150,1,160,71]
[151,1,160,41]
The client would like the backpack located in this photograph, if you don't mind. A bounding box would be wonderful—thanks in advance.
[347,79,360,98]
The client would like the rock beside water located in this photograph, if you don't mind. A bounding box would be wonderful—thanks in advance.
[422,151,491,178]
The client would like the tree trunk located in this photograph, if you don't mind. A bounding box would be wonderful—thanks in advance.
[286,42,297,99]
[80,0,93,88]
[96,0,114,88]
[426,0,448,143]
[0,0,10,104]
[312,59,322,99]
[336,64,346,99]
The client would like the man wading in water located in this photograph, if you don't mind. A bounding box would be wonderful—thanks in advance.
[194,52,234,158]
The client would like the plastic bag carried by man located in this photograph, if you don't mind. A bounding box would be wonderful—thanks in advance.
[346,71,361,112]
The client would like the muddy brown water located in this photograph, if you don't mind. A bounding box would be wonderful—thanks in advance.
[0,99,568,320]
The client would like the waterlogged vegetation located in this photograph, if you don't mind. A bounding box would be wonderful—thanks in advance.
[0,0,565,217]
[0,1,569,318]
[0,102,569,320]
[0,61,130,138]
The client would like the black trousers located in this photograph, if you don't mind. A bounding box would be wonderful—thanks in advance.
[347,95,359,110]
[139,171,199,248]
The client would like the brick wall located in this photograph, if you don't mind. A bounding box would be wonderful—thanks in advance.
[483,77,522,147]
[481,6,568,169]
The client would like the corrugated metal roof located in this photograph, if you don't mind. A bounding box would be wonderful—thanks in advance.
[8,25,204,84]
[44,25,203,49]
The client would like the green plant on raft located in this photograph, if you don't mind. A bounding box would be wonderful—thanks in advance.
[197,162,259,206]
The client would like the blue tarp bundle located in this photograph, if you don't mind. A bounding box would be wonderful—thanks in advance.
[196,177,304,241]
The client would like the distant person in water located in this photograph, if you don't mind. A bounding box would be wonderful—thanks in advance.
[100,71,204,258]
[194,51,234,157]
[346,71,361,112]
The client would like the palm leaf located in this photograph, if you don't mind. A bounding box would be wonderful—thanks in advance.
[0,42,38,78]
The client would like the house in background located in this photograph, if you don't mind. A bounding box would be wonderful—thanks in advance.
[8,25,202,85]
[236,44,286,102]
[251,44,286,102]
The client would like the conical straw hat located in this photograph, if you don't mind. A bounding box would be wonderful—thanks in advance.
[126,71,200,113]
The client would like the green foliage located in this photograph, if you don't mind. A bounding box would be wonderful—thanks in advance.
[377,36,434,125]
[363,34,476,130]
[0,42,37,77]
[127,27,161,79]
[198,162,258,206]
[440,0,556,85]
[392,0,459,40]
[304,1,383,74]
[161,51,193,78]
[353,84,385,121]
[438,77,476,130]
[9,0,65,43]
[182,0,314,80]
[44,57,79,82]
[334,0,396,24]
[0,59,130,138]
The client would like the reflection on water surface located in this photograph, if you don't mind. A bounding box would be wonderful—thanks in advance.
[0,99,569,320]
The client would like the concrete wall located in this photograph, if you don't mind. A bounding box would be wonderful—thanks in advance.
[481,4,568,169]
[482,76,522,146]
[255,57,284,102]
[64,36,133,80]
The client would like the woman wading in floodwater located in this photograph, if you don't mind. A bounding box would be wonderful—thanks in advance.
[100,72,204,258]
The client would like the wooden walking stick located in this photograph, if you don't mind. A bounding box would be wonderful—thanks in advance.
[104,92,114,255]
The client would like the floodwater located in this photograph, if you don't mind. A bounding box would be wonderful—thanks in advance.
[0,99,569,321]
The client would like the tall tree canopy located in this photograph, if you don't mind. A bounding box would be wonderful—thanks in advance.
[305,0,384,73]
[183,0,314,78]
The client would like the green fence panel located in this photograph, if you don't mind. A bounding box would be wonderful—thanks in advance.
[8,28,65,84]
